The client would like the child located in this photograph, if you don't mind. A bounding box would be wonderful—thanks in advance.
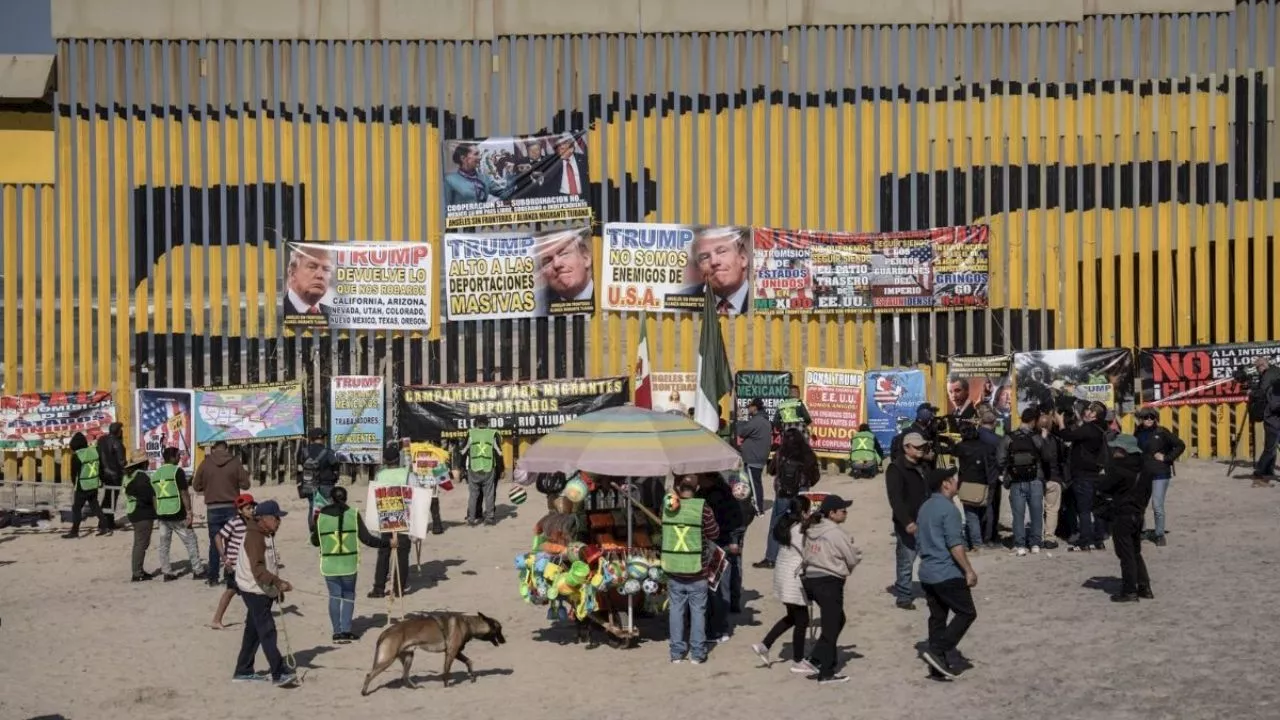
[209,493,256,629]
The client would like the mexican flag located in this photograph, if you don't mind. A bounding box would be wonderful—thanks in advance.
[633,311,652,409]
[693,285,732,432]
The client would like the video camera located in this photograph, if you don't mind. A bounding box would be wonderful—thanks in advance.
[1232,362,1259,386]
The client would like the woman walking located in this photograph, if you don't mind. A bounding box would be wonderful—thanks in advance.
[799,494,862,684]
[751,496,816,675]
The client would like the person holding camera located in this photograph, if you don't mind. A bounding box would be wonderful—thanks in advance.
[1248,357,1280,486]
[1055,401,1110,552]
[1000,407,1057,556]
[890,404,954,467]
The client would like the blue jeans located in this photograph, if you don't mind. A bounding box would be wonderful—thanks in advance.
[1009,480,1044,549]
[324,574,357,634]
[206,506,237,581]
[747,464,765,516]
[764,495,793,563]
[668,577,709,661]
[1073,474,1101,546]
[1150,476,1170,537]
[893,532,917,602]
[963,506,984,549]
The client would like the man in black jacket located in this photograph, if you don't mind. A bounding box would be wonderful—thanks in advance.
[96,422,127,530]
[698,472,746,640]
[1055,401,1109,552]
[950,424,997,551]
[1094,435,1153,603]
[1250,356,1280,485]
[890,404,954,466]
[999,407,1058,555]
[1133,407,1185,546]
[297,428,339,526]
[885,432,931,610]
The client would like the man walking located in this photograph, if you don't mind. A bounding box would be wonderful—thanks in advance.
[194,440,252,586]
[885,432,931,610]
[735,398,772,516]
[462,418,501,526]
[663,475,719,665]
[63,432,109,538]
[96,422,127,530]
[916,467,979,681]
[232,500,298,687]
[153,446,207,581]
[366,442,413,598]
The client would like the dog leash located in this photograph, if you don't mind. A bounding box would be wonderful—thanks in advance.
[274,599,299,671]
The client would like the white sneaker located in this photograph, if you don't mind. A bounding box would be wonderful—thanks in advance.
[750,642,771,665]
[1015,547,1028,557]
[1031,545,1041,554]
[713,634,730,644]
[790,659,819,675]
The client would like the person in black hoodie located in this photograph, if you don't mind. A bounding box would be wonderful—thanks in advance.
[698,472,746,640]
[96,422,127,530]
[297,428,340,523]
[1093,434,1153,603]
[64,432,109,538]
[1133,407,1185,547]
[1055,401,1109,552]
[885,432,932,610]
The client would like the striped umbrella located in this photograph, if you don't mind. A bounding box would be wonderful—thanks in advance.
[515,405,743,477]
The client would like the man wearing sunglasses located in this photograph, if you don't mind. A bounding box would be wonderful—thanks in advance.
[885,432,933,610]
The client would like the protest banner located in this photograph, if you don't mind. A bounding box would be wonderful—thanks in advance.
[441,132,593,229]
[751,225,989,313]
[194,382,306,445]
[865,370,927,449]
[803,368,865,459]
[1013,349,1136,415]
[282,242,433,332]
[399,376,628,442]
[601,223,753,315]
[651,372,696,415]
[1138,342,1280,407]
[945,355,1014,423]
[0,391,116,453]
[732,371,793,423]
[135,389,195,471]
[374,484,410,533]
[444,227,594,320]
[329,376,385,464]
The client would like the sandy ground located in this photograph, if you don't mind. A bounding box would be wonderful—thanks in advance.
[2,459,1279,720]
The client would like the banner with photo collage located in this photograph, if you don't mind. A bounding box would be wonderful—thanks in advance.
[1013,349,1136,416]
[282,242,434,332]
[444,227,595,320]
[752,225,990,313]
[440,131,593,229]
[945,355,1014,425]
[601,223,753,315]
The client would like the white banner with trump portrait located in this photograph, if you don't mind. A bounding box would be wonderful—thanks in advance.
[281,242,434,332]
[600,223,753,315]
[443,226,595,321]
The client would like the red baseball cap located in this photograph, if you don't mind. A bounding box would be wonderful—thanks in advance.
[234,493,256,509]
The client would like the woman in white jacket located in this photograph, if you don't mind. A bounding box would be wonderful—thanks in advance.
[752,496,818,675]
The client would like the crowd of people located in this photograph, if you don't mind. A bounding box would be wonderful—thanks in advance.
[50,372,1204,689]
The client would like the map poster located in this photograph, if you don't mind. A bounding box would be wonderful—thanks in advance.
[732,371,792,424]
[0,391,116,453]
[374,484,410,533]
[865,370,927,449]
[193,382,306,445]
[802,368,865,459]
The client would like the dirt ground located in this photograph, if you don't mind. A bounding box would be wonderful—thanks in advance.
[2,459,1278,720]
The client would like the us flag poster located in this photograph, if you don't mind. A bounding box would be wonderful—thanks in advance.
[135,389,195,472]
[864,370,927,449]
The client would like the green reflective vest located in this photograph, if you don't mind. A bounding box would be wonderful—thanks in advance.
[125,470,144,516]
[778,398,802,424]
[75,446,101,491]
[849,431,880,464]
[151,464,183,517]
[467,428,499,473]
[661,497,705,575]
[316,507,360,577]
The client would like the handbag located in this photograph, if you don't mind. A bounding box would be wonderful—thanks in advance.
[957,481,992,508]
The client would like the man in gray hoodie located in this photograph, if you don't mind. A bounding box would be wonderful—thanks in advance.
[194,441,252,586]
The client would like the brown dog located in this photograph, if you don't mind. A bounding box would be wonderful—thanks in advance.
[360,611,506,695]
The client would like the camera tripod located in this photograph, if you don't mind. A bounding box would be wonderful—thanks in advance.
[1226,418,1250,477]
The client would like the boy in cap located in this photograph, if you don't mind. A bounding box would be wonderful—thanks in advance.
[210,493,256,629]
[233,500,297,687]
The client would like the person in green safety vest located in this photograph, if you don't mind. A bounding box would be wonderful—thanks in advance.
[773,385,813,436]
[662,475,720,665]
[152,446,208,582]
[122,450,158,582]
[366,442,414,599]
[310,485,388,644]
[848,423,885,479]
[63,432,110,538]
[462,417,501,526]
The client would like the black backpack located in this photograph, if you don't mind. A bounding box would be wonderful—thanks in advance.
[957,442,992,485]
[1006,432,1041,482]
[776,458,803,497]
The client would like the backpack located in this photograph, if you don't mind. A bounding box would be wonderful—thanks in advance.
[299,446,324,497]
[957,442,991,485]
[776,458,804,497]
[1006,431,1041,482]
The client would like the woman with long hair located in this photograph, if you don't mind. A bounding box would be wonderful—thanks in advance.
[755,427,821,570]
[798,494,861,684]
[751,495,816,674]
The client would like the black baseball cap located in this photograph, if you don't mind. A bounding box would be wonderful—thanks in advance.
[916,403,939,413]
[253,500,289,518]
[818,495,852,514]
